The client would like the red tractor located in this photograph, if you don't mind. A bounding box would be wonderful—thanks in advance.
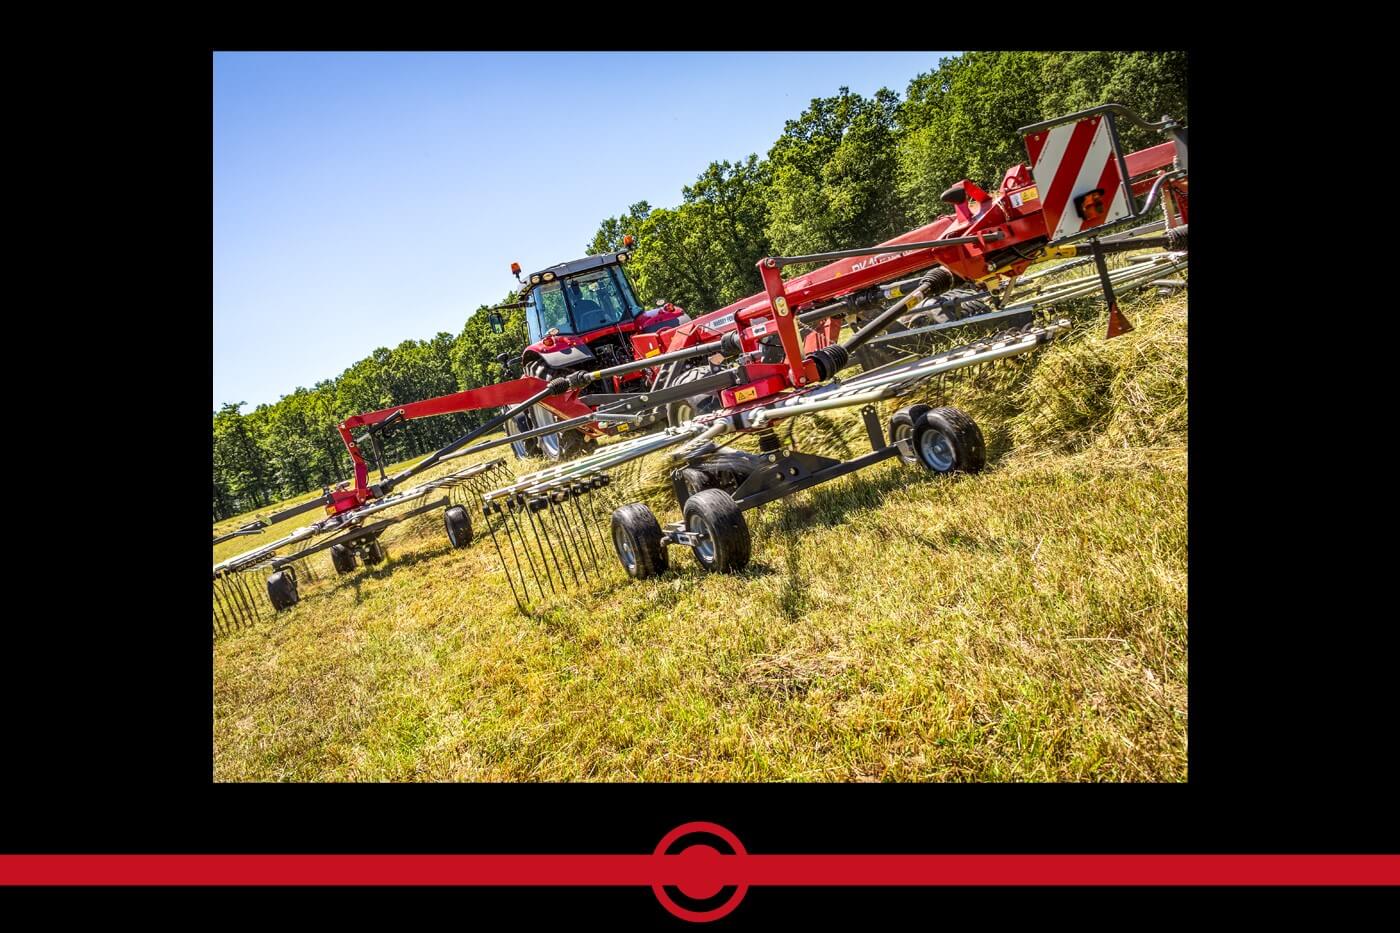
[486,242,697,461]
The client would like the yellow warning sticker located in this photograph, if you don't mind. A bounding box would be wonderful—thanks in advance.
[774,296,789,316]
[645,348,660,357]
[735,387,758,403]
[1023,186,1037,201]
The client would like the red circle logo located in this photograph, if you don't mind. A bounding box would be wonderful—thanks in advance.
[652,822,748,922]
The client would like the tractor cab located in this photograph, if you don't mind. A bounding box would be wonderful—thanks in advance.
[519,251,646,345]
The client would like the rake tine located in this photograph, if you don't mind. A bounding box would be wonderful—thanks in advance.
[213,579,231,635]
[484,501,525,613]
[233,571,261,624]
[508,496,549,600]
[569,483,605,568]
[544,494,581,588]
[556,488,595,582]
[523,496,560,594]
[499,500,540,604]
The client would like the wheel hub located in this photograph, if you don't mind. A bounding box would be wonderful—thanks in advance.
[688,514,715,563]
[919,431,955,471]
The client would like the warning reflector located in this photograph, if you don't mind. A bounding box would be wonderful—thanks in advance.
[1024,114,1134,242]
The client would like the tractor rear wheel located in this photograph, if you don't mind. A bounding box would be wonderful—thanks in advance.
[266,571,299,611]
[682,489,750,574]
[531,403,593,462]
[444,505,473,548]
[665,363,724,428]
[611,502,668,580]
[911,407,986,475]
[330,544,356,575]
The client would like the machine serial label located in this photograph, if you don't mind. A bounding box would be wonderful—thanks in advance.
[734,387,758,403]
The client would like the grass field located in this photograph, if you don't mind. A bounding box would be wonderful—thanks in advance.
[213,286,1187,782]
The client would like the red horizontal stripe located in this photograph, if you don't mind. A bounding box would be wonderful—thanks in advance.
[0,854,1395,887]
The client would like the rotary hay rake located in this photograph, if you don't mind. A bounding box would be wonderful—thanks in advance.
[212,101,1187,624]
[212,456,512,635]
[471,103,1187,611]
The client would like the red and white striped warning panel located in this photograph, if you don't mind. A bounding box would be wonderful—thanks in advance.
[1024,114,1134,242]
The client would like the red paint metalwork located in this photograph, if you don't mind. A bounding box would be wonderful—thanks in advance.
[328,124,1185,500]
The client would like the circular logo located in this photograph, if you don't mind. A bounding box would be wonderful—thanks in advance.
[652,822,748,922]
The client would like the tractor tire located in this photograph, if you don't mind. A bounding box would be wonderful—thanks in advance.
[444,505,473,549]
[611,502,668,580]
[911,406,986,475]
[682,489,750,574]
[266,571,299,611]
[330,544,356,575]
[361,537,386,565]
[670,467,712,508]
[887,404,931,466]
[530,403,592,462]
[665,363,725,428]
[503,407,541,460]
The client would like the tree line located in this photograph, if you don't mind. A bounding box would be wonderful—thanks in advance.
[214,51,1187,521]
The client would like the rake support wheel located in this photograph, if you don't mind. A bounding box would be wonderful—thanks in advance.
[330,544,355,575]
[670,467,712,508]
[611,502,669,579]
[361,537,386,565]
[266,570,299,611]
[911,406,986,475]
[444,505,473,549]
[682,489,750,574]
[888,404,932,467]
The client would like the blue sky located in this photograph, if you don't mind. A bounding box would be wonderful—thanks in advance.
[214,51,961,411]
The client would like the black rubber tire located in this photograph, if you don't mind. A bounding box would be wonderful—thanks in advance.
[682,488,750,574]
[361,537,386,565]
[266,571,299,611]
[665,363,724,428]
[330,544,356,575]
[611,502,669,580]
[444,505,473,549]
[670,467,712,508]
[887,404,931,466]
[911,406,986,475]
[502,407,541,460]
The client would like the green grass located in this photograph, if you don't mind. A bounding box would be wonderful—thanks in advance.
[213,285,1187,782]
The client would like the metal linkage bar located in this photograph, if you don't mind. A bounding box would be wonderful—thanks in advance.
[482,423,706,504]
[749,321,1071,427]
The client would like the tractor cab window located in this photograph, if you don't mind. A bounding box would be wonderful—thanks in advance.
[563,269,632,332]
[528,282,572,343]
[526,264,646,343]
